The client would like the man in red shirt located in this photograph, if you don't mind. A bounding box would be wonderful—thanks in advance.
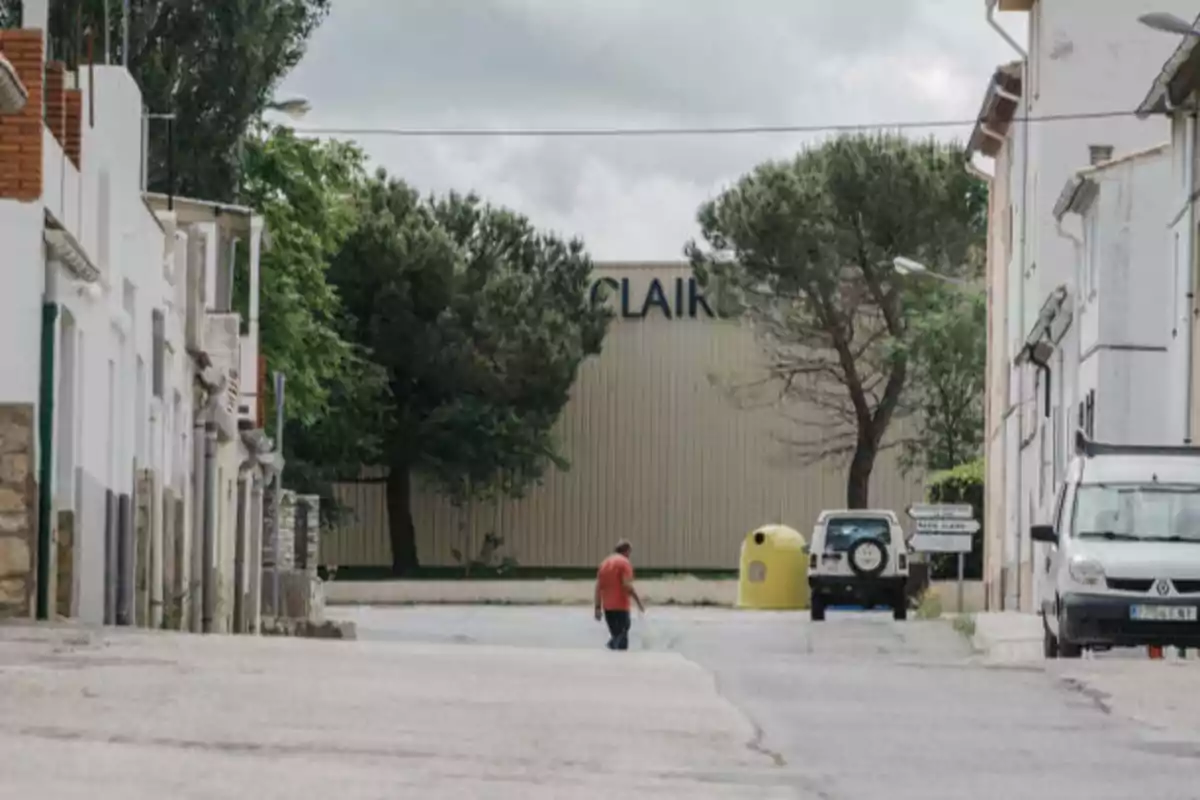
[594,540,644,650]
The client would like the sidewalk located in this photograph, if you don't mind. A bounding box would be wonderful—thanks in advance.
[969,611,1044,661]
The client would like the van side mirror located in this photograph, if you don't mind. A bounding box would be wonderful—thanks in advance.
[1030,524,1058,544]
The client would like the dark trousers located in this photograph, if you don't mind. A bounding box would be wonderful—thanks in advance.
[604,610,631,650]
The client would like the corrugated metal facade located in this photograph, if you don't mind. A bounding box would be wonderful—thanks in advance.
[323,263,926,570]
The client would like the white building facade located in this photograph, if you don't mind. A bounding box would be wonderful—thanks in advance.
[979,0,1196,611]
[0,7,267,632]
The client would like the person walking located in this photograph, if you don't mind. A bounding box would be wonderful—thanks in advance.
[594,540,644,650]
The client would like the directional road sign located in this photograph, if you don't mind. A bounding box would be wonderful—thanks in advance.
[910,533,974,553]
[914,518,981,534]
[907,503,974,520]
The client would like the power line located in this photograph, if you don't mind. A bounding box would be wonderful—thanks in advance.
[292,109,1144,139]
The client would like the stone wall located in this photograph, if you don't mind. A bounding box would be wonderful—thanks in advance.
[55,509,73,617]
[0,404,36,618]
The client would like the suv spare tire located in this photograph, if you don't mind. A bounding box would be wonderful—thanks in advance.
[847,537,889,579]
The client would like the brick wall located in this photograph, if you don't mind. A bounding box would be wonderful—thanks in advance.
[44,60,64,142]
[64,88,81,167]
[0,29,44,202]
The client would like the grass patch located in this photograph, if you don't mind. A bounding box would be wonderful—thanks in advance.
[915,588,943,619]
[952,614,977,639]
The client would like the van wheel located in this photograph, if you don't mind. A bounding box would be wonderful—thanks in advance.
[1042,617,1059,659]
[810,598,826,622]
[1057,609,1082,658]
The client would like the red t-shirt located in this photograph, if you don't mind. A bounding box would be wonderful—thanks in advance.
[597,554,633,611]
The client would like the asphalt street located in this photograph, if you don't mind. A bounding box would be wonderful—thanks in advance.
[338,605,1200,799]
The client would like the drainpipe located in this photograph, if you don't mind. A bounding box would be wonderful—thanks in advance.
[233,473,248,633]
[1185,114,1196,444]
[35,302,59,621]
[190,392,207,632]
[987,0,1029,612]
[201,418,217,633]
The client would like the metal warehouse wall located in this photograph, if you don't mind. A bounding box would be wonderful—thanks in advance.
[323,263,926,570]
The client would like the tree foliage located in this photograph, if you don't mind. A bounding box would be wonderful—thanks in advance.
[235,125,388,503]
[688,134,985,508]
[926,458,984,580]
[902,285,986,473]
[331,175,611,573]
[0,0,331,202]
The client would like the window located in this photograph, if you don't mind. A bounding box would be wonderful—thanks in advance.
[151,309,165,398]
[1073,483,1200,542]
[1084,390,1095,438]
[822,517,891,553]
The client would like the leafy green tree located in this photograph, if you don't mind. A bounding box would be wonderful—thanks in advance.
[902,285,986,473]
[0,0,331,201]
[332,176,611,573]
[688,134,985,508]
[235,125,387,500]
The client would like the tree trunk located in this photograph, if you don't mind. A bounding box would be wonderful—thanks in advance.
[386,463,419,575]
[847,436,877,509]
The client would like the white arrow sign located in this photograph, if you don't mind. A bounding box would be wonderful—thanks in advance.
[914,518,981,534]
[910,533,974,553]
[907,503,974,520]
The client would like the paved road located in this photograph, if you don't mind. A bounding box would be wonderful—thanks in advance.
[338,606,1200,799]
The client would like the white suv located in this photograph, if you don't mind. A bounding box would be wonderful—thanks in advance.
[807,510,910,622]
[1036,432,1200,658]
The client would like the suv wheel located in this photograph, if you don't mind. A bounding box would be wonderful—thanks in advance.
[1057,608,1082,658]
[810,596,826,622]
[1042,616,1059,659]
[893,599,907,621]
[847,537,889,579]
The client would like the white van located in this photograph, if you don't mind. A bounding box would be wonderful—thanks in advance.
[1036,431,1200,658]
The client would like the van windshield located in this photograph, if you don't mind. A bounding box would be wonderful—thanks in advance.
[823,517,891,553]
[1073,483,1200,542]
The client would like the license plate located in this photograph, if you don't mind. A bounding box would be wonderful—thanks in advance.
[1130,605,1199,622]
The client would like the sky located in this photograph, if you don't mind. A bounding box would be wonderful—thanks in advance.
[277,0,1026,261]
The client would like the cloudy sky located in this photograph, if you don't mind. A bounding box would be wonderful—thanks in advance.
[277,0,1025,261]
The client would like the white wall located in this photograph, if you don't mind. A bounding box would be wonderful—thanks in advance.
[991,0,1192,611]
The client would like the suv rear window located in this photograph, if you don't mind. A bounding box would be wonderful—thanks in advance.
[822,517,891,553]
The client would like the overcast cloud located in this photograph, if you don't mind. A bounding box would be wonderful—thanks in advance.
[277,0,1025,260]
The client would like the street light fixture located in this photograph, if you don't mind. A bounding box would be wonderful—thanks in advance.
[892,256,928,277]
[265,96,311,120]
[892,256,975,289]
[1138,12,1200,37]
[0,52,29,115]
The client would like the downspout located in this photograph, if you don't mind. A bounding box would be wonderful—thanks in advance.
[1185,113,1196,444]
[987,0,1029,612]
[35,302,59,621]
[202,417,217,633]
[190,390,207,632]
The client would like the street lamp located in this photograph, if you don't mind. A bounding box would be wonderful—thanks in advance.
[0,52,28,115]
[892,256,974,288]
[1138,12,1200,37]
[265,96,311,120]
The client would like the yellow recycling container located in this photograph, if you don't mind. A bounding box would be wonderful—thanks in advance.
[737,524,810,610]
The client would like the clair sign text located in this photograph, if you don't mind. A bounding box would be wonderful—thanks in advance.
[590,276,721,320]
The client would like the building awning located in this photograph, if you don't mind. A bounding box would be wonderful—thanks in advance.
[967,61,1023,161]
[1052,143,1170,220]
[1016,286,1070,365]
[44,212,100,283]
[143,193,263,239]
[1138,14,1200,116]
